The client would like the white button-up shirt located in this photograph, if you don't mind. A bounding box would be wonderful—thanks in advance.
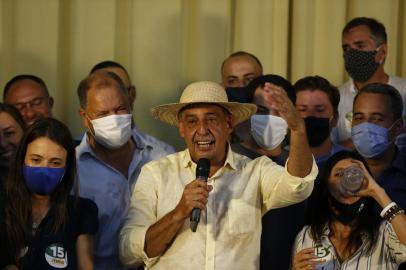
[293,223,406,269]
[119,147,318,270]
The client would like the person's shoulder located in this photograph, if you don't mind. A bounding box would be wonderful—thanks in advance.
[141,150,183,170]
[133,128,175,154]
[68,195,98,213]
[338,79,353,92]
[389,75,406,92]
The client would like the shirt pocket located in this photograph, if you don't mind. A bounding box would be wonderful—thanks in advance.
[228,199,256,236]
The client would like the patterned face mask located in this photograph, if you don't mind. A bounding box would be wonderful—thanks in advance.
[344,47,381,83]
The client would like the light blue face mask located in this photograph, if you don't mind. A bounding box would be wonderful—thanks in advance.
[351,122,390,158]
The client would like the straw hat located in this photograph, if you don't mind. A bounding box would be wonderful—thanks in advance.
[151,81,257,126]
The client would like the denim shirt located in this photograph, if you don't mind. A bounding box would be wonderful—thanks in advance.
[76,127,174,270]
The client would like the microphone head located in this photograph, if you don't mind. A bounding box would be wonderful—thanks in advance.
[196,158,210,178]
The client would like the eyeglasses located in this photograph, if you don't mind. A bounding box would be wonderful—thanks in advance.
[12,97,48,111]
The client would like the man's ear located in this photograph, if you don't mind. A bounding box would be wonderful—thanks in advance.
[79,108,89,128]
[178,121,185,139]
[389,118,405,139]
[129,85,136,104]
[226,115,234,132]
[378,43,387,64]
[331,112,339,128]
[48,96,54,108]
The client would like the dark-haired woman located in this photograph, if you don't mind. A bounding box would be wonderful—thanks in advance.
[0,118,98,269]
[292,151,406,269]
[0,103,26,183]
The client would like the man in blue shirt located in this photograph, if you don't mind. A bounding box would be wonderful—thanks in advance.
[76,70,174,270]
[351,83,406,209]
[351,82,406,270]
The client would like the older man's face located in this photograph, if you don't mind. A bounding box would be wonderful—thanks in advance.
[179,104,233,167]
[79,84,131,135]
[5,79,53,126]
[222,55,262,88]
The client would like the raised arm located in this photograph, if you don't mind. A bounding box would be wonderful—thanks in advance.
[355,160,406,244]
[264,83,313,177]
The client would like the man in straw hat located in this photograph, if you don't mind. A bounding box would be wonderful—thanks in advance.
[119,81,318,269]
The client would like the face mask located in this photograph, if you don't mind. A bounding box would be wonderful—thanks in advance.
[23,165,65,195]
[90,114,132,149]
[225,87,252,103]
[329,195,365,225]
[250,114,288,151]
[351,122,390,158]
[304,116,331,147]
[344,47,380,83]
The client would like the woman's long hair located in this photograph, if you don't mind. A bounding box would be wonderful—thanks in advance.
[2,118,78,261]
[0,103,26,171]
[309,150,381,254]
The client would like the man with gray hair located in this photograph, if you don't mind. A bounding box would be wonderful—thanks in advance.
[76,70,174,270]
[119,81,317,269]
[334,17,406,151]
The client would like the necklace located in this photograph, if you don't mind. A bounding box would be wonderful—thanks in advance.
[32,222,40,230]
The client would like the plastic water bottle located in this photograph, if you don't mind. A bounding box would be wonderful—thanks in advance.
[340,166,364,193]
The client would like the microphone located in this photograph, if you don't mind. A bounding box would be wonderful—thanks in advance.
[190,158,210,232]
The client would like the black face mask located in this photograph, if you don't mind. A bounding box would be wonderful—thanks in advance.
[304,116,330,147]
[329,195,365,225]
[225,87,252,103]
[344,48,380,83]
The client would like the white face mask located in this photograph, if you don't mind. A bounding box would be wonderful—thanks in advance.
[90,114,132,149]
[250,114,288,151]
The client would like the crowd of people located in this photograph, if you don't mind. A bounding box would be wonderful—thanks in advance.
[0,16,405,270]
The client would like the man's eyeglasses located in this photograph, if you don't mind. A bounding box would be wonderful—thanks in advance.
[12,97,49,111]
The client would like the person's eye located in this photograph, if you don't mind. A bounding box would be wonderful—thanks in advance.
[51,161,62,167]
[4,131,16,137]
[14,104,25,110]
[207,117,218,124]
[353,115,363,121]
[246,77,255,83]
[31,98,44,106]
[227,79,236,86]
[186,119,197,126]
[30,158,41,164]
[370,117,383,123]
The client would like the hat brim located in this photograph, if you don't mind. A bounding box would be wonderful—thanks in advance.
[151,102,257,126]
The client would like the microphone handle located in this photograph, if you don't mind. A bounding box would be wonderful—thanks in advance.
[190,176,207,232]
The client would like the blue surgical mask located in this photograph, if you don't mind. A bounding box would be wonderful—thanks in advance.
[351,122,390,158]
[23,165,65,195]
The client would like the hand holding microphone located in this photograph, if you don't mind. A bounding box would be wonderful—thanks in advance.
[190,158,210,232]
[172,158,211,231]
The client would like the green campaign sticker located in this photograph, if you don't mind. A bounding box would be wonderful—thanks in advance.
[345,112,353,122]
[45,243,68,268]
[314,244,330,258]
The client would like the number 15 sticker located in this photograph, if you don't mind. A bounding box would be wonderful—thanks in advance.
[45,243,68,268]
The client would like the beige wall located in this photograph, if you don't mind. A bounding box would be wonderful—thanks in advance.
[1,0,405,150]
